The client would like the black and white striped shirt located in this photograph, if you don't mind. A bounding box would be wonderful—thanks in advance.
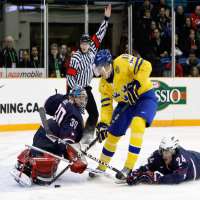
[67,18,109,88]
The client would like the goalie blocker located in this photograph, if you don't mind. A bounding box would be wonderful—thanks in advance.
[10,86,88,186]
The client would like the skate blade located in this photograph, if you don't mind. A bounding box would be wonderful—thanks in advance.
[88,169,105,178]
[10,168,32,187]
[88,168,111,179]
[115,178,127,184]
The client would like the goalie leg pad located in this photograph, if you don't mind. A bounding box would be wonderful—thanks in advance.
[17,149,31,164]
[30,153,59,181]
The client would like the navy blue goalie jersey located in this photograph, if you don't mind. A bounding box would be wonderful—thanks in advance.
[47,98,84,144]
[139,147,200,184]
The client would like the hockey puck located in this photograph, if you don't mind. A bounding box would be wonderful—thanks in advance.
[89,171,97,178]
[54,184,61,188]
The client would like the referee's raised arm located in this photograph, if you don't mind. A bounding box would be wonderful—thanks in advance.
[91,4,111,52]
[66,4,112,144]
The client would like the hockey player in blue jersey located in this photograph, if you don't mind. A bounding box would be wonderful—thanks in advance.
[127,136,200,185]
[10,86,88,186]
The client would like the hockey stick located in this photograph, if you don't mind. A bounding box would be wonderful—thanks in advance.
[83,137,98,152]
[26,144,71,164]
[48,165,70,185]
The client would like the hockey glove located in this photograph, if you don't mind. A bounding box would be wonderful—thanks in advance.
[127,170,162,185]
[66,144,88,174]
[96,122,109,143]
[127,170,142,185]
[123,81,140,106]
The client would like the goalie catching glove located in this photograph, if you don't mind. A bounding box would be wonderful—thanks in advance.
[96,122,109,143]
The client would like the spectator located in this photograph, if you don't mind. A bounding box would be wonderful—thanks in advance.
[49,43,63,78]
[150,28,170,58]
[183,51,200,75]
[134,9,152,57]
[183,29,200,56]
[59,44,68,61]
[62,47,75,77]
[2,36,18,68]
[19,50,31,68]
[175,34,183,57]
[59,44,69,77]
[179,17,193,45]
[152,0,169,19]
[149,20,157,40]
[140,0,154,18]
[163,61,184,77]
[30,46,40,68]
[119,35,128,55]
[191,5,200,30]
[0,49,3,68]
[156,7,171,37]
[176,5,186,32]
[148,28,170,76]
[195,24,200,57]
[188,66,200,77]
[159,0,169,9]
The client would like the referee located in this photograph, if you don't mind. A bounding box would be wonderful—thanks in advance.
[66,4,111,144]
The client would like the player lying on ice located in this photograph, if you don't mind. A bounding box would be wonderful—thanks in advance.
[10,86,88,186]
[90,49,157,181]
[127,136,200,185]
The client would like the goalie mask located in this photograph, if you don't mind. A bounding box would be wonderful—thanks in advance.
[69,86,88,114]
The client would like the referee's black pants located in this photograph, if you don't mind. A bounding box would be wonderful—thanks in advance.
[84,86,99,135]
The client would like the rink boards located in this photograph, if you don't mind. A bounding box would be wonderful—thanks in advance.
[0,78,200,132]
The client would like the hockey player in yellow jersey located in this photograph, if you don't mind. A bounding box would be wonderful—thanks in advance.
[91,49,157,180]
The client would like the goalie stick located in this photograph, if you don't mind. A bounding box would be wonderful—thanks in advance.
[38,107,123,175]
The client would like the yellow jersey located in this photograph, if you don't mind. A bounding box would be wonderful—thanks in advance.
[99,54,153,125]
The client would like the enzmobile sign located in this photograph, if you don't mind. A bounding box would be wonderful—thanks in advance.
[152,80,187,111]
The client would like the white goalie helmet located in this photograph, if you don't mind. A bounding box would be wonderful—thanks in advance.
[159,136,179,154]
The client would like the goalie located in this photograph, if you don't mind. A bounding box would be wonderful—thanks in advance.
[10,86,88,186]
[127,136,200,185]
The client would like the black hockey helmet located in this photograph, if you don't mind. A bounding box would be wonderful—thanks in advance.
[80,34,91,43]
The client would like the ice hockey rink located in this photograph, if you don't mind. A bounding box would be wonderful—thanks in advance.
[1,126,200,200]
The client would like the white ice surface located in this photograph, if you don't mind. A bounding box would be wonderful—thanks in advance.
[0,127,200,200]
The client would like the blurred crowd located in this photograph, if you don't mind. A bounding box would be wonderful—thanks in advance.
[127,0,200,77]
[0,35,75,78]
[0,0,200,78]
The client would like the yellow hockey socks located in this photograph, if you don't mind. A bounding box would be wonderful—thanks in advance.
[98,133,121,171]
[124,117,145,170]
